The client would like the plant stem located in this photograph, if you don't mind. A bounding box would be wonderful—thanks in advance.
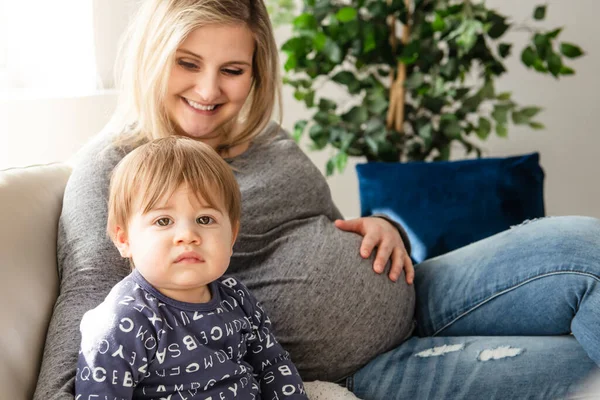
[464,0,474,18]
[386,0,411,132]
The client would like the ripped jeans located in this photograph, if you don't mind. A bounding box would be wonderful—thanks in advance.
[349,216,600,399]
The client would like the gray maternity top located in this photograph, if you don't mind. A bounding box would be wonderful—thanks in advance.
[34,122,415,399]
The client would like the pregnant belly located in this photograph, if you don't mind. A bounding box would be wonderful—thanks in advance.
[230,216,415,382]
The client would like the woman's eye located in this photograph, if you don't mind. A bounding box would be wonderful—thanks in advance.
[223,69,243,76]
[196,216,214,225]
[155,218,172,227]
[177,59,198,70]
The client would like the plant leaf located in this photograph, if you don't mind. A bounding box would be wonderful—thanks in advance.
[533,5,546,20]
[477,117,492,140]
[480,80,495,99]
[496,124,508,137]
[533,58,548,73]
[529,121,545,130]
[326,158,335,176]
[512,110,530,125]
[293,120,308,141]
[293,13,317,30]
[343,106,369,125]
[496,92,512,101]
[432,13,446,32]
[492,104,511,125]
[521,47,537,67]
[487,12,510,39]
[547,51,563,77]
[560,65,575,75]
[323,38,343,63]
[365,136,379,154]
[435,145,451,161]
[498,43,512,58]
[363,27,376,53]
[335,7,358,23]
[442,120,462,138]
[304,90,315,108]
[398,41,420,64]
[309,123,328,149]
[547,27,563,39]
[335,151,349,172]
[332,71,361,93]
[284,53,297,71]
[404,72,424,89]
[418,123,433,140]
[318,98,338,111]
[534,33,550,59]
[313,32,327,51]
[560,43,584,58]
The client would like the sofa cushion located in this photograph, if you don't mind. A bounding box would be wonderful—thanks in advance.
[357,153,545,263]
[0,163,71,400]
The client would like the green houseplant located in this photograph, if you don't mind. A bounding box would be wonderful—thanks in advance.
[277,0,585,176]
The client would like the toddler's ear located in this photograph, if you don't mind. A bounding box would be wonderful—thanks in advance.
[230,222,240,253]
[114,226,132,258]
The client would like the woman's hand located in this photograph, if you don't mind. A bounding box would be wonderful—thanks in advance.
[335,217,414,284]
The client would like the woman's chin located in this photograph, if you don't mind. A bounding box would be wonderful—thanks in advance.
[179,126,216,140]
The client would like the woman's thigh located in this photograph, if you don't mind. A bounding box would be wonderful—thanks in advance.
[414,217,600,330]
[350,336,599,400]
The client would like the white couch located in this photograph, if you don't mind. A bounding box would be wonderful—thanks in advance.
[0,162,360,400]
[0,163,71,399]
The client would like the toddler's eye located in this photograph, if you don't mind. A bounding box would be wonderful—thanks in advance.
[196,216,214,225]
[155,218,172,227]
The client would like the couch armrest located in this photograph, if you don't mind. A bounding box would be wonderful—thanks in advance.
[0,163,71,400]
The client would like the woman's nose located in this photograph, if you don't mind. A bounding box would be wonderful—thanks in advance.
[194,71,221,103]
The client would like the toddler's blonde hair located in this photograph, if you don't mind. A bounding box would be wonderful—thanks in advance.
[107,136,241,241]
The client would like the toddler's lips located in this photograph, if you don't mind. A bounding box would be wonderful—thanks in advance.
[175,252,204,263]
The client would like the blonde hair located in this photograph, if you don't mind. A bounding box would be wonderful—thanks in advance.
[109,0,281,152]
[107,136,241,241]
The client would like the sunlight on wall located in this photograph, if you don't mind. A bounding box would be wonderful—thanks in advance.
[0,0,97,93]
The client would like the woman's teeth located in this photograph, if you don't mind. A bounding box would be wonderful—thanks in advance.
[185,98,217,111]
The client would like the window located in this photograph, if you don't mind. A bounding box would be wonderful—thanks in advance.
[0,0,98,93]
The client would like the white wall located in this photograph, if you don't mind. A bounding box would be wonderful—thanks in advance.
[0,91,117,170]
[279,1,600,219]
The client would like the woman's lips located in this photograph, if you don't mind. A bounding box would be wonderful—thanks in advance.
[182,97,222,115]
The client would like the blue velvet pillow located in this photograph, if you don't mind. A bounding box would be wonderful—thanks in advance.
[356,153,545,263]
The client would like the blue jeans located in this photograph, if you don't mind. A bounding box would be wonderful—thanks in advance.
[349,216,600,399]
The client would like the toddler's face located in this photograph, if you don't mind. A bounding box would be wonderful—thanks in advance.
[116,184,237,303]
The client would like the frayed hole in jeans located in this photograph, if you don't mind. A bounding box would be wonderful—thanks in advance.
[415,344,465,358]
[477,346,523,361]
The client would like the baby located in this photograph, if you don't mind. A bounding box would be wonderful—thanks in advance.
[75,136,307,399]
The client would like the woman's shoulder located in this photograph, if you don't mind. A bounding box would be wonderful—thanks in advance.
[62,129,135,209]
[246,121,306,158]
[70,130,130,175]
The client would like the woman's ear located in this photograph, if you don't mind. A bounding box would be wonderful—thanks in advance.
[114,226,132,258]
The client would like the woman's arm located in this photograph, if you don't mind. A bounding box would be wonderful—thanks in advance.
[34,134,131,400]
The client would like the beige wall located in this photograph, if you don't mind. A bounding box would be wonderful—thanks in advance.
[280,1,600,218]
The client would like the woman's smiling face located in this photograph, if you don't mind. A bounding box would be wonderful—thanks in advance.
[165,24,255,148]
